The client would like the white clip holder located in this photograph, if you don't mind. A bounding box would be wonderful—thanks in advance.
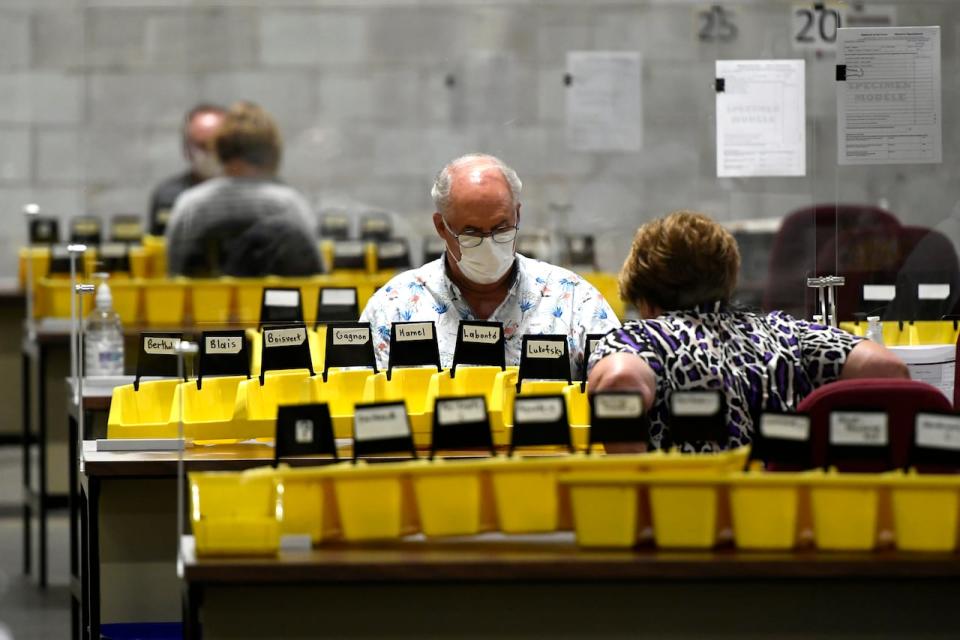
[806,276,845,328]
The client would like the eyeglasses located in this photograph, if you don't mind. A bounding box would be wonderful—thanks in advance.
[442,218,519,249]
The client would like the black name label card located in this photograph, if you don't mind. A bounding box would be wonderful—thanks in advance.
[668,390,727,446]
[260,324,313,382]
[452,321,504,375]
[275,403,337,462]
[316,287,359,324]
[323,322,376,378]
[135,332,184,390]
[510,394,572,454]
[353,401,416,461]
[589,391,647,450]
[518,334,571,390]
[389,321,441,377]
[431,396,494,457]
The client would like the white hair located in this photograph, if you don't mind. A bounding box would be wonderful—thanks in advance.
[430,153,522,215]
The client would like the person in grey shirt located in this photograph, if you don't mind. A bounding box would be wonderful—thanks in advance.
[165,101,321,277]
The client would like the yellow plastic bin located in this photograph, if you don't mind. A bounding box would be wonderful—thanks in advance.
[645,474,723,549]
[499,378,569,429]
[275,467,340,544]
[109,279,141,325]
[234,370,313,434]
[887,471,960,552]
[363,367,438,443]
[190,278,234,326]
[427,366,516,437]
[180,376,253,441]
[908,321,960,346]
[807,471,882,551]
[560,473,640,548]
[411,459,492,537]
[18,247,51,290]
[329,463,411,541]
[143,279,186,326]
[106,379,181,439]
[489,457,564,534]
[128,245,149,279]
[308,325,327,372]
[728,472,807,550]
[840,320,905,346]
[190,468,281,556]
[311,368,376,439]
[37,278,94,319]
[580,272,625,320]
[142,235,167,278]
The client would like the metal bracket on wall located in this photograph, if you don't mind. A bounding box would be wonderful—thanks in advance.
[807,275,845,327]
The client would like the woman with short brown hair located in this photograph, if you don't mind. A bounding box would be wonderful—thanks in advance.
[588,210,908,451]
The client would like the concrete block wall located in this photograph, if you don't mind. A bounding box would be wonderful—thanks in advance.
[0,0,958,277]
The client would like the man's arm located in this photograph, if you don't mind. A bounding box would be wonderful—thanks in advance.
[587,352,657,412]
[840,340,910,380]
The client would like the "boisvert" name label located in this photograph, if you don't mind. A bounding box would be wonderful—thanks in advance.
[264,327,306,347]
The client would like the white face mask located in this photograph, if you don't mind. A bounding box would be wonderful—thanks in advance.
[454,236,517,284]
[189,147,222,180]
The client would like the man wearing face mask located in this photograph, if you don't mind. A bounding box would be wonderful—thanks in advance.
[360,153,620,371]
[148,104,227,236]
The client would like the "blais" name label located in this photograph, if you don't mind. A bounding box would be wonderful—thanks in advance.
[205,336,242,355]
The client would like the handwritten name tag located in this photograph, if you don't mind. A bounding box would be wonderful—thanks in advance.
[334,241,365,257]
[295,419,314,444]
[396,323,433,342]
[144,336,180,355]
[862,284,896,302]
[322,289,356,306]
[918,283,950,300]
[594,394,643,419]
[73,220,99,235]
[355,405,409,441]
[99,243,127,259]
[378,242,406,259]
[760,413,810,442]
[112,222,141,238]
[263,327,306,347]
[324,217,348,230]
[671,392,721,417]
[514,397,564,423]
[916,413,960,451]
[363,218,389,232]
[437,397,487,425]
[526,340,564,359]
[829,412,888,446]
[462,325,501,344]
[332,327,369,346]
[264,289,300,308]
[205,336,242,355]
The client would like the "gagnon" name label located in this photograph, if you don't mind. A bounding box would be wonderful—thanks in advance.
[332,327,370,346]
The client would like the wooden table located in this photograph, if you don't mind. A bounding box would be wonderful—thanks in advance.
[180,534,960,639]
[75,440,323,640]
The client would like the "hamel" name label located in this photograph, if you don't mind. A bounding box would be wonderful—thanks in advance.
[396,323,433,342]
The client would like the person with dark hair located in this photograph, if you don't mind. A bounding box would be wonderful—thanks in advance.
[148,103,226,235]
[164,101,320,277]
[588,210,908,452]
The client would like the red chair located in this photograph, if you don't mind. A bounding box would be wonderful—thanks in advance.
[797,378,952,471]
[763,204,902,318]
[891,226,960,320]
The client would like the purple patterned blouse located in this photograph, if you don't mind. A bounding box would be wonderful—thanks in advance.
[588,301,863,451]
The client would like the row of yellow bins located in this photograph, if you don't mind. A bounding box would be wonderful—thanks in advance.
[19,243,157,285]
[840,320,960,346]
[190,453,960,556]
[29,273,391,324]
[108,365,593,447]
[189,448,748,555]
[560,468,960,552]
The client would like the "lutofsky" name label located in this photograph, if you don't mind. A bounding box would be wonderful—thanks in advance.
[526,340,564,359]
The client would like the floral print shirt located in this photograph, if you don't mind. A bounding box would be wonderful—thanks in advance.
[588,302,863,452]
[360,253,621,372]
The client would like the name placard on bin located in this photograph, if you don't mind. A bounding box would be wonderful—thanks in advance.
[315,287,359,326]
[260,323,314,383]
[110,215,143,242]
[579,333,607,387]
[260,287,303,327]
[827,410,891,470]
[97,242,130,272]
[29,216,59,245]
[517,335,571,391]
[135,332,185,390]
[451,321,505,376]
[196,330,250,389]
[911,412,960,469]
[352,401,416,461]
[752,412,813,469]
[588,391,647,452]
[323,321,377,380]
[388,321,441,379]
[360,215,392,241]
[71,216,102,245]
[376,240,411,270]
[320,214,350,240]
[509,395,572,455]
[430,396,495,458]
[332,240,366,270]
[275,403,338,463]
[667,390,728,447]
[49,244,73,274]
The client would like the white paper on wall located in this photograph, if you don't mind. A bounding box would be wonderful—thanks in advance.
[716,59,806,177]
[837,26,942,165]
[565,51,642,152]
